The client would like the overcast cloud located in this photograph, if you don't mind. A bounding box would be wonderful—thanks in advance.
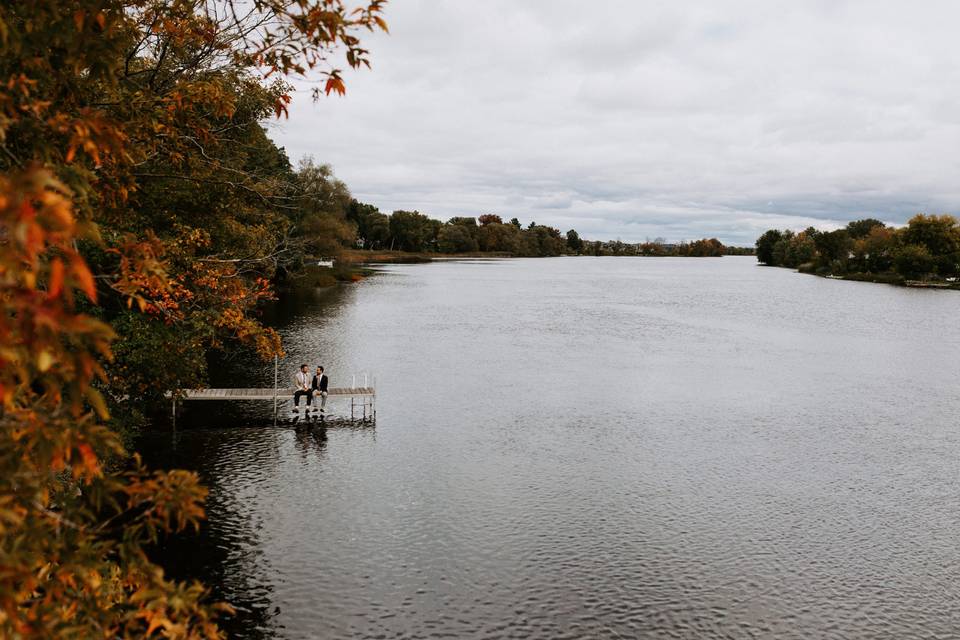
[271,0,960,245]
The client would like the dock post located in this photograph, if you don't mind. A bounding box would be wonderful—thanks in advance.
[171,397,176,431]
[273,355,278,418]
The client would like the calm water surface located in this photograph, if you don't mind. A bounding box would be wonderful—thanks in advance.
[143,257,960,639]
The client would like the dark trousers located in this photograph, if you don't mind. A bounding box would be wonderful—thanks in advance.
[294,389,312,406]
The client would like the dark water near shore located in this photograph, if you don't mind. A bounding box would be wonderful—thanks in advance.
[142,257,960,639]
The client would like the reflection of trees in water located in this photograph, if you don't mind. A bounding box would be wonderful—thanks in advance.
[262,281,357,332]
[141,429,286,639]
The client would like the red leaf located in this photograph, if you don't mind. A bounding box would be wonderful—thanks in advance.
[324,77,346,96]
[48,258,64,299]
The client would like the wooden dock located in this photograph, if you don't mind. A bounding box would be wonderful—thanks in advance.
[168,382,376,425]
[168,359,377,425]
[174,387,375,400]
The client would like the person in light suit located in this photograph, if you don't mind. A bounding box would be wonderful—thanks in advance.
[292,364,312,411]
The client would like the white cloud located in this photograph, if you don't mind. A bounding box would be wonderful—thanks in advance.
[270,0,960,245]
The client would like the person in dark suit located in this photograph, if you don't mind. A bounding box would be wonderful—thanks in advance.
[311,366,329,413]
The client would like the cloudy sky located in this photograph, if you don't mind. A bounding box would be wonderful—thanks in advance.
[271,0,960,245]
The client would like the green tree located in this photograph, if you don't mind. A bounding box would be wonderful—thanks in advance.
[478,223,521,253]
[364,212,391,249]
[846,218,885,239]
[296,159,355,257]
[901,215,960,276]
[448,216,479,228]
[785,233,816,267]
[389,210,435,252]
[894,244,935,279]
[813,229,852,271]
[347,200,388,248]
[687,238,725,257]
[521,225,566,256]
[438,225,480,253]
[862,226,897,272]
[755,229,784,265]
[566,229,584,254]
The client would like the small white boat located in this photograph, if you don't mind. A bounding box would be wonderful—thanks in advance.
[316,259,334,267]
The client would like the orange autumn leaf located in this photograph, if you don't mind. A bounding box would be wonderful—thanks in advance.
[47,258,64,298]
[76,443,100,479]
[324,76,346,96]
[71,255,97,302]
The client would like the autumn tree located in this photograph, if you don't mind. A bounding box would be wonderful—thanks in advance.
[477,221,521,253]
[686,238,725,257]
[0,0,387,634]
[846,218,885,239]
[0,169,221,637]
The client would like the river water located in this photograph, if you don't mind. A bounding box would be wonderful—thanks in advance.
[143,257,960,639]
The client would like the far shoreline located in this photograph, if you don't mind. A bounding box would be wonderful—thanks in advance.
[338,248,754,265]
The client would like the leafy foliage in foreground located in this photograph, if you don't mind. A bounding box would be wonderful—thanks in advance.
[0,169,219,637]
[0,0,386,635]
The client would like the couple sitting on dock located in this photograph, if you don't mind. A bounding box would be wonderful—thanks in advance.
[293,364,328,413]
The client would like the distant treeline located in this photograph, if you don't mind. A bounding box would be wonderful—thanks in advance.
[347,207,574,256]
[345,202,751,257]
[578,237,753,257]
[755,215,960,282]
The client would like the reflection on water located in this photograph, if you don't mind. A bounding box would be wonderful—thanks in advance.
[142,257,960,639]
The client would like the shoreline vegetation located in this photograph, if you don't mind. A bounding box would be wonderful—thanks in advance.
[0,0,398,635]
[336,242,754,265]
[338,207,754,260]
[755,215,960,290]
[306,240,755,287]
[299,212,754,285]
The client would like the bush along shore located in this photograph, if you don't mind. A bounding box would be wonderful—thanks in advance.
[755,215,960,289]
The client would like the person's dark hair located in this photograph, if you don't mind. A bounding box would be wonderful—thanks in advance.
[300,363,308,369]
[318,366,324,372]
